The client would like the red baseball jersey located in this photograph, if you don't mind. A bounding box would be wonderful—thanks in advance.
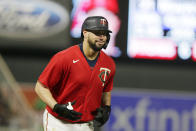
[38,45,116,122]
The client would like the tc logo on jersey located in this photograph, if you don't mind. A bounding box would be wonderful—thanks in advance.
[99,67,111,87]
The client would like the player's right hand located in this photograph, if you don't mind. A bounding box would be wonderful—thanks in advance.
[53,101,82,121]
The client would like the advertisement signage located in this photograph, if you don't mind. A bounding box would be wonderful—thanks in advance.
[105,90,196,131]
[127,0,196,61]
[0,0,69,39]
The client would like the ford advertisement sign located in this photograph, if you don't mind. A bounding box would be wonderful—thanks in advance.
[105,89,196,131]
[0,0,69,39]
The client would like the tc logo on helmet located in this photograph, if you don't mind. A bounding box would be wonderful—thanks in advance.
[100,19,107,26]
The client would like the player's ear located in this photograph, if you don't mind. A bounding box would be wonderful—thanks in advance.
[83,30,88,38]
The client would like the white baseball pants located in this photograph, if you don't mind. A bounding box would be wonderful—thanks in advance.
[43,109,94,131]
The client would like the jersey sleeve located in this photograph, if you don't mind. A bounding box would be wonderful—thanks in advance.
[38,53,65,90]
[103,61,116,92]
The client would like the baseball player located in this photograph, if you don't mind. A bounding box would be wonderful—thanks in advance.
[35,16,116,131]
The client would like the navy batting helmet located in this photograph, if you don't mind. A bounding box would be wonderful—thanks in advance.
[81,16,112,49]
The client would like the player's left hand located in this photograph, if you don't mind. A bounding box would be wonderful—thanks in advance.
[93,105,111,127]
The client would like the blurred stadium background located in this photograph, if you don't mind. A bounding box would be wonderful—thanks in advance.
[0,0,196,131]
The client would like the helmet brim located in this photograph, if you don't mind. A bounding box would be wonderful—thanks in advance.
[86,27,112,33]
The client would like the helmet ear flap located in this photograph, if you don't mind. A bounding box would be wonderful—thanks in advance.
[103,33,110,49]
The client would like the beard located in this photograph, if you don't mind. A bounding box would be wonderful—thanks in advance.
[88,39,105,51]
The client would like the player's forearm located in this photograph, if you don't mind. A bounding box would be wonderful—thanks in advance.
[102,92,111,106]
[35,81,57,109]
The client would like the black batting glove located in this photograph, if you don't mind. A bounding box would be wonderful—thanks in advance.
[53,101,82,121]
[93,105,111,127]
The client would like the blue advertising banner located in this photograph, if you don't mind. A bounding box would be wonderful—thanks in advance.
[104,89,196,131]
